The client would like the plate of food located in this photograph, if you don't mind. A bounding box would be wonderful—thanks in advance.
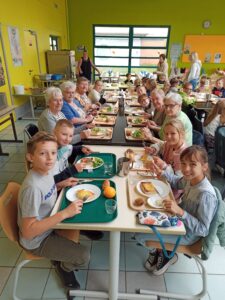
[147,197,164,209]
[127,116,147,126]
[94,115,116,125]
[136,179,170,198]
[90,127,107,136]
[76,156,104,169]
[125,128,145,140]
[66,184,101,203]
[125,107,145,115]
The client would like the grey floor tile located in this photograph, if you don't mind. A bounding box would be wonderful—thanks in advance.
[1,162,26,173]
[11,172,26,184]
[125,241,149,271]
[201,245,225,274]
[126,271,166,294]
[0,267,12,294]
[8,153,26,163]
[207,274,225,300]
[89,241,125,271]
[86,270,125,297]
[0,172,15,184]
[167,253,200,273]
[0,267,50,300]
[0,238,21,267]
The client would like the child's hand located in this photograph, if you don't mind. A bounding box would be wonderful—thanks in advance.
[142,127,153,141]
[82,146,92,155]
[74,162,84,173]
[80,129,90,139]
[147,120,157,127]
[152,156,167,170]
[163,198,184,216]
[64,200,83,218]
[145,146,157,155]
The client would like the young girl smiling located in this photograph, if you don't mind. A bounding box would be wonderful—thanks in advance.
[136,145,218,276]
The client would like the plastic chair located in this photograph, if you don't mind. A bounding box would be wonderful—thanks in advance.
[0,182,43,300]
[24,123,39,139]
[138,186,222,300]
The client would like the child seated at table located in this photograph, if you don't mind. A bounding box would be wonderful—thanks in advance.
[195,77,208,93]
[136,145,218,276]
[204,99,225,150]
[138,94,152,116]
[18,131,90,289]
[169,77,179,93]
[124,73,133,85]
[144,119,187,175]
[53,119,92,184]
[212,77,225,98]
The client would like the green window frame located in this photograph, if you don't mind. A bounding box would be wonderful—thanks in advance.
[93,25,170,76]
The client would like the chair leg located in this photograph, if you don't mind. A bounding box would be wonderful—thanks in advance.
[13,259,31,300]
[138,255,207,300]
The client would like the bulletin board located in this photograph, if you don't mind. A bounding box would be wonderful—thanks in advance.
[182,35,225,64]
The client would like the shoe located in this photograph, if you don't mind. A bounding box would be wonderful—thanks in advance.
[144,249,159,272]
[55,262,80,289]
[80,230,104,240]
[216,164,224,176]
[152,251,178,276]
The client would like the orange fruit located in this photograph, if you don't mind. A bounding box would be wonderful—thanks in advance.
[103,186,116,198]
[102,179,110,190]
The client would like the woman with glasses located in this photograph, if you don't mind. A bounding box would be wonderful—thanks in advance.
[159,93,193,145]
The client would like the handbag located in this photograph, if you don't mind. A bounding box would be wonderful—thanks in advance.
[137,210,181,259]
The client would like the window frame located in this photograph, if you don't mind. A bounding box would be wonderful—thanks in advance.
[49,35,59,51]
[93,24,170,74]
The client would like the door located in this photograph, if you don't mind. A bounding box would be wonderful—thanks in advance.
[23,30,40,87]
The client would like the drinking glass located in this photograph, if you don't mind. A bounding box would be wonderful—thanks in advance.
[104,162,113,175]
[105,199,117,214]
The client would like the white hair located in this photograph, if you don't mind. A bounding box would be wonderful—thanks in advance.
[151,88,165,98]
[45,87,62,104]
[164,92,182,105]
[60,81,76,92]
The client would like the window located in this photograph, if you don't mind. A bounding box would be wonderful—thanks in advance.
[93,25,170,75]
[49,35,59,51]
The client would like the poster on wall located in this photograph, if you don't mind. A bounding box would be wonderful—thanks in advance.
[8,26,23,66]
[0,56,6,86]
[204,53,211,63]
[214,53,221,64]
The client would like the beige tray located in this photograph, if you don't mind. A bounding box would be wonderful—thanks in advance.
[127,116,147,127]
[87,127,113,140]
[125,107,145,115]
[94,115,116,126]
[99,103,119,115]
[125,100,141,107]
[124,127,148,141]
[106,98,119,103]
[127,173,174,211]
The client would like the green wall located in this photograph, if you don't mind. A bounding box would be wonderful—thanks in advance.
[68,0,225,73]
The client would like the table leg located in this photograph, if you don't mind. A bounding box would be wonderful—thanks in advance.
[29,96,35,119]
[109,231,120,300]
[10,113,18,141]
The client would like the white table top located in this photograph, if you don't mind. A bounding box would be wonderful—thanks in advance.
[52,145,186,236]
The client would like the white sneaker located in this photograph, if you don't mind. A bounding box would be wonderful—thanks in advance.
[153,252,178,276]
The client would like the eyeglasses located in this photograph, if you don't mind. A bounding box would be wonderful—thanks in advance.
[164,103,178,109]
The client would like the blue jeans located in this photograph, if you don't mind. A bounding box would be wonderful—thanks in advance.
[189,79,199,90]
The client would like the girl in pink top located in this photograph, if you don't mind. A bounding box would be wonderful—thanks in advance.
[145,119,187,174]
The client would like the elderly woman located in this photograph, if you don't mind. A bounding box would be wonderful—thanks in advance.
[38,87,89,144]
[147,89,166,131]
[159,93,193,146]
[61,81,94,127]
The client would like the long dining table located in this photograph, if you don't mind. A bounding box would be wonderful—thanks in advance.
[51,145,186,300]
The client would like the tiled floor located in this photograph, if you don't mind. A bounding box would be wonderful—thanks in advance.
[0,119,225,300]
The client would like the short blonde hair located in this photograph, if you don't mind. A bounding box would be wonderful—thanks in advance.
[27,131,57,154]
[163,119,185,140]
[55,119,73,131]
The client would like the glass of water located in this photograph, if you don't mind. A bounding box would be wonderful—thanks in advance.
[104,162,113,175]
[105,199,117,214]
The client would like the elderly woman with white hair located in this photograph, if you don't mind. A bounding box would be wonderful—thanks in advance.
[159,93,193,145]
[61,81,94,127]
[38,87,89,144]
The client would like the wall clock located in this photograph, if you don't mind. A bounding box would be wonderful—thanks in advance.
[203,20,211,29]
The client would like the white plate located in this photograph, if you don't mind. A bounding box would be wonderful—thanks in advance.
[136,179,170,198]
[76,157,104,170]
[66,184,101,203]
[147,196,164,208]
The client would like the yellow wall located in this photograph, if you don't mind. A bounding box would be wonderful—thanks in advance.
[68,0,225,73]
[0,0,68,128]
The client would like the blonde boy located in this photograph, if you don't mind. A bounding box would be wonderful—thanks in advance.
[18,132,89,289]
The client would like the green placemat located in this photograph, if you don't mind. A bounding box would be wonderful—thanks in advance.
[60,180,117,223]
[73,153,116,178]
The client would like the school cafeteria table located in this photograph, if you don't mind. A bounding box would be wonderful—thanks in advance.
[51,145,186,300]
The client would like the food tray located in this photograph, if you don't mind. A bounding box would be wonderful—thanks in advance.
[127,173,174,211]
[124,107,145,115]
[94,115,116,126]
[60,180,117,223]
[87,127,113,140]
[106,98,119,103]
[125,100,141,107]
[127,116,147,127]
[73,153,117,178]
[99,106,118,115]
[124,127,148,141]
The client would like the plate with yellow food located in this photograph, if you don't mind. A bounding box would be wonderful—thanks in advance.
[136,179,169,198]
[66,184,101,203]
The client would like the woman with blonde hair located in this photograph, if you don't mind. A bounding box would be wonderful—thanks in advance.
[204,99,225,149]
[187,51,202,90]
